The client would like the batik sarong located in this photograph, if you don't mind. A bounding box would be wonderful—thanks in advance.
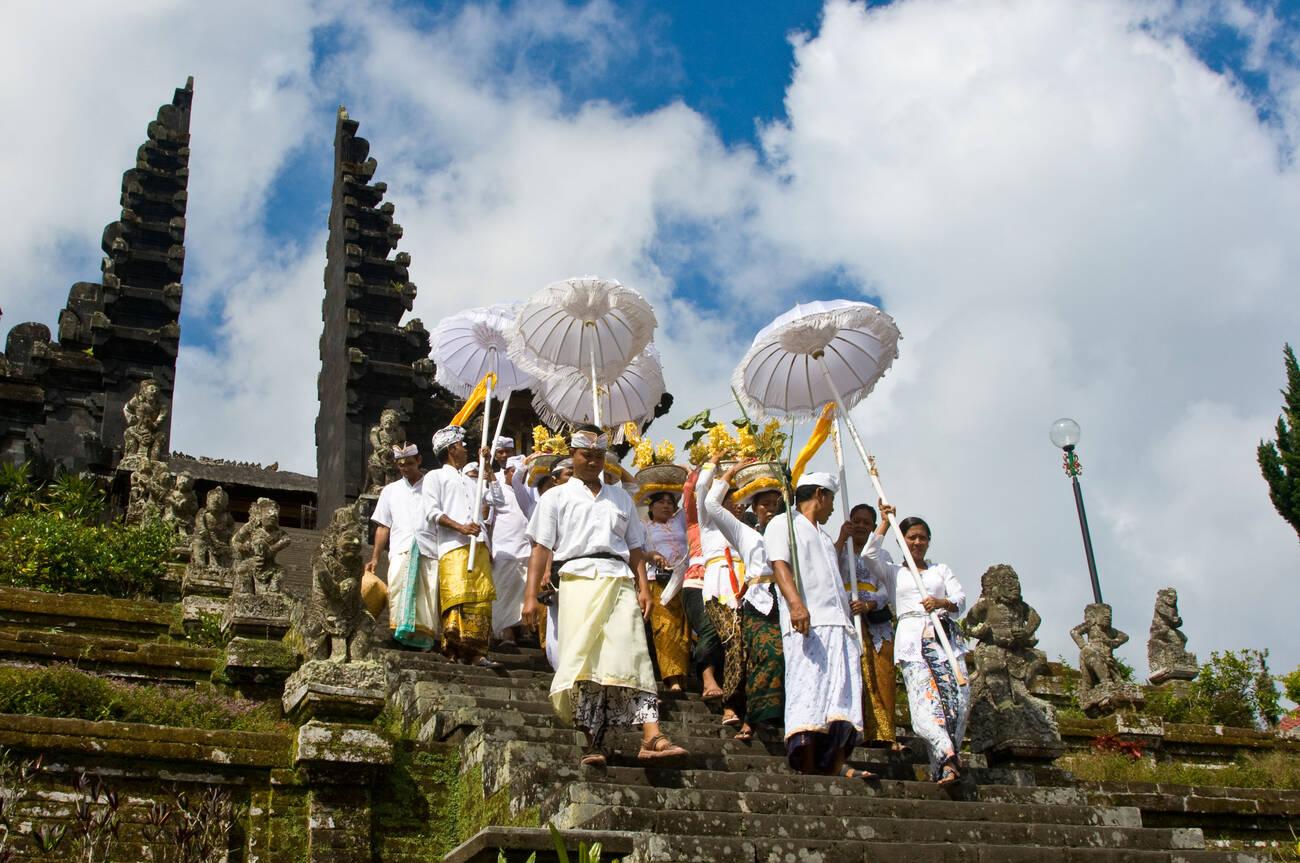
[901,637,970,780]
[388,542,439,649]
[740,590,784,727]
[646,580,691,681]
[704,598,744,712]
[438,545,495,656]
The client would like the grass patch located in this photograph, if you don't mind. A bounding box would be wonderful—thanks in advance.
[0,664,287,733]
[1061,750,1300,790]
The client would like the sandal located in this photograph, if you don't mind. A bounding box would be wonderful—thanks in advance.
[637,734,688,760]
[734,727,755,742]
[840,765,877,781]
[473,656,503,669]
[580,748,607,768]
[936,763,960,787]
[721,712,742,728]
[701,686,724,702]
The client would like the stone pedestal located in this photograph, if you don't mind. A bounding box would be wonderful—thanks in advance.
[283,659,386,724]
[223,593,293,640]
[969,697,1066,765]
[182,564,232,630]
[1079,682,1146,718]
[222,637,299,688]
[1148,655,1198,685]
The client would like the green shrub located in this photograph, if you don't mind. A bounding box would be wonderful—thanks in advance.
[0,512,174,597]
[1138,649,1282,729]
[1281,665,1300,705]
[1061,750,1300,790]
[0,664,286,733]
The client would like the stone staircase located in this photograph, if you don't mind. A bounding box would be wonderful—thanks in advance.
[384,645,1269,863]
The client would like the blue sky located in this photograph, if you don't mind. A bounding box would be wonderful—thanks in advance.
[7,0,1300,674]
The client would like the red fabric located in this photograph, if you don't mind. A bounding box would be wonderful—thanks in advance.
[724,546,743,599]
[683,467,704,584]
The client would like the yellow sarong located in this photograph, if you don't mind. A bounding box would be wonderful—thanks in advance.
[551,574,658,722]
[438,545,495,655]
[862,639,897,743]
[647,581,691,681]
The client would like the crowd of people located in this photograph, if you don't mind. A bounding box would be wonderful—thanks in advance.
[366,422,972,786]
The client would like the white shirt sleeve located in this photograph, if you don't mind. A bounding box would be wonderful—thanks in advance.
[624,497,647,551]
[940,564,967,617]
[525,491,560,551]
[703,479,770,578]
[422,470,446,526]
[371,485,394,528]
[763,513,792,565]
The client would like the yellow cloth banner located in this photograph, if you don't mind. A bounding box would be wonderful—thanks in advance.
[790,402,836,485]
[449,372,499,427]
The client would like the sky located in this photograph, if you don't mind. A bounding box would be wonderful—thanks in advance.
[4,0,1300,685]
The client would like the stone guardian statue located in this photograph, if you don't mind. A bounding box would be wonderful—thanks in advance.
[1147,587,1198,684]
[1071,602,1144,716]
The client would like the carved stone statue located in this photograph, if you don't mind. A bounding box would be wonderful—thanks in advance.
[121,379,168,468]
[965,565,1062,759]
[164,471,198,540]
[1147,588,1198,684]
[231,497,291,595]
[365,409,405,496]
[1071,602,1144,716]
[190,486,235,570]
[126,459,171,524]
[296,505,376,663]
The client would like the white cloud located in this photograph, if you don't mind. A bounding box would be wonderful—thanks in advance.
[6,0,1300,680]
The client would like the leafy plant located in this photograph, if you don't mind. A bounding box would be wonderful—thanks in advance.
[142,786,240,863]
[0,751,47,862]
[547,821,619,863]
[1281,665,1300,705]
[0,512,174,597]
[1090,734,1143,760]
[0,463,39,518]
[0,664,286,733]
[69,771,122,863]
[44,472,106,522]
[1257,342,1300,541]
[1139,649,1282,728]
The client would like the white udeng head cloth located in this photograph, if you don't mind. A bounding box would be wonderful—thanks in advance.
[493,436,515,450]
[432,425,467,454]
[569,430,609,450]
[796,471,839,494]
[392,443,419,459]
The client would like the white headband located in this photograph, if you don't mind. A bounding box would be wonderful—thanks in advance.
[795,471,839,494]
[570,430,608,450]
[493,436,515,449]
[392,443,419,459]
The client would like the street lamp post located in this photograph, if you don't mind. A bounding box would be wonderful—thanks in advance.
[1050,418,1103,605]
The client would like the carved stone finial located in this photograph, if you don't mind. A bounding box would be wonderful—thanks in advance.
[966,565,1063,760]
[1147,587,1198,684]
[120,379,168,470]
[1071,602,1144,717]
[163,470,198,541]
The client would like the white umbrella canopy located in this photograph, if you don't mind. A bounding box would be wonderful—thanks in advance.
[509,276,658,385]
[731,299,900,422]
[429,303,535,398]
[531,344,665,429]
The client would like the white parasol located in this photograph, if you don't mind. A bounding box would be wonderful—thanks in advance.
[430,304,535,571]
[531,344,665,430]
[509,276,657,426]
[732,299,965,684]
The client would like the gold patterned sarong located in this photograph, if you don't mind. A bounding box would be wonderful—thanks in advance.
[861,638,897,743]
[647,581,691,681]
[439,546,495,655]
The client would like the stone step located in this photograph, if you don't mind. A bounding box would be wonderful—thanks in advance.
[568,805,1204,851]
[625,836,1264,863]
[549,781,1144,829]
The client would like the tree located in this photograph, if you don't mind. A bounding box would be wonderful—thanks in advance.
[1258,343,1300,541]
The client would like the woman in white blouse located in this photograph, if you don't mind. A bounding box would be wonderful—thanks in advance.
[865,506,969,787]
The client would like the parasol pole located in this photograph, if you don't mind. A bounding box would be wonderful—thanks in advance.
[781,417,805,603]
[831,417,865,643]
[585,321,601,427]
[816,357,966,685]
[467,364,495,572]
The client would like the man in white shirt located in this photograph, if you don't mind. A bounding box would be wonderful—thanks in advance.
[522,425,689,767]
[423,425,498,667]
[367,443,439,650]
[765,472,869,779]
[492,435,516,472]
[490,455,531,644]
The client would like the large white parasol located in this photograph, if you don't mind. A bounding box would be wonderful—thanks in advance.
[509,276,658,426]
[531,344,665,429]
[732,299,965,684]
[430,304,535,398]
[430,303,535,570]
[732,299,899,421]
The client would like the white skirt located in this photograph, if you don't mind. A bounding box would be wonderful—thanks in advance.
[782,624,864,739]
[490,555,527,635]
